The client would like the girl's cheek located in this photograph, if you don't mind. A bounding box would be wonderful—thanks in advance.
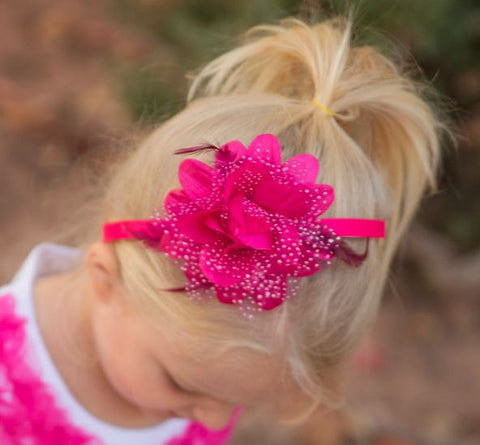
[122,364,190,410]
[98,348,157,408]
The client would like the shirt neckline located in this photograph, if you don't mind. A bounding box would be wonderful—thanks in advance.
[8,242,188,444]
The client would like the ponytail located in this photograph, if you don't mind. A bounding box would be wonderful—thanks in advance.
[187,15,450,263]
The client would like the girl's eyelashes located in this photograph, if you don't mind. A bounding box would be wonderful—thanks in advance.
[166,369,239,406]
[165,370,191,394]
[160,363,228,403]
[165,370,218,402]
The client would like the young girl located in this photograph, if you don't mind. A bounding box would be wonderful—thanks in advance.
[0,14,450,445]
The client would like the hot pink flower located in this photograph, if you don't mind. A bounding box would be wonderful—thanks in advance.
[154,134,339,311]
[103,133,386,313]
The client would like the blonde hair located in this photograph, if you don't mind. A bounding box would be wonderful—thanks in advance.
[84,14,452,420]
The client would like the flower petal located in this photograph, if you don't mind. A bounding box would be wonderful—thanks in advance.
[253,177,310,218]
[178,159,215,199]
[294,250,323,277]
[199,243,252,286]
[215,285,247,305]
[177,210,228,244]
[268,223,302,274]
[164,189,190,210]
[228,194,273,250]
[252,275,288,310]
[223,161,269,203]
[248,133,282,164]
[310,184,335,216]
[215,140,247,168]
[284,154,319,183]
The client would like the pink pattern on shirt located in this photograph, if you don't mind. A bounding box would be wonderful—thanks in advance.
[0,291,238,444]
[0,293,102,444]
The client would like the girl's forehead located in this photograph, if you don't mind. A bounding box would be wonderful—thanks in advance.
[130,297,291,405]
[146,318,287,405]
[177,346,284,405]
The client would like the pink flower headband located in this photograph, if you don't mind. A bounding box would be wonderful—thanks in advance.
[103,134,385,316]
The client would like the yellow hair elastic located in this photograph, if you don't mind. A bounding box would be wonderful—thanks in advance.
[312,97,337,117]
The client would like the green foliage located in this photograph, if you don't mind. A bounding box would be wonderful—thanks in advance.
[109,0,297,123]
[116,63,184,125]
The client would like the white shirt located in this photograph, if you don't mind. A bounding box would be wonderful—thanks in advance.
[0,242,189,445]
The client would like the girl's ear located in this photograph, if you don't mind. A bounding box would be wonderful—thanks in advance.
[85,242,122,305]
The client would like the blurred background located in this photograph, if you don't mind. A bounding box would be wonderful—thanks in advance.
[0,0,478,444]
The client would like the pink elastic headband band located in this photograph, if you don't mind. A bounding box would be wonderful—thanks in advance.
[103,217,385,243]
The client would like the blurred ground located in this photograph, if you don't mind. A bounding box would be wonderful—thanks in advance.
[0,1,479,444]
